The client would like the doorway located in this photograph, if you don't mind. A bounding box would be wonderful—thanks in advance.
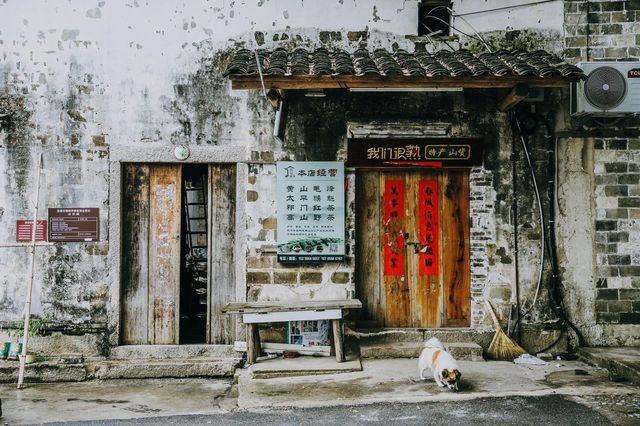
[120,163,237,345]
[355,169,470,328]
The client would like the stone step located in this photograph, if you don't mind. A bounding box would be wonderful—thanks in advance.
[350,328,493,347]
[90,357,242,380]
[109,344,239,360]
[360,341,484,361]
[0,360,87,383]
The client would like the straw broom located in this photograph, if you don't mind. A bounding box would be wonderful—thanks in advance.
[485,301,527,360]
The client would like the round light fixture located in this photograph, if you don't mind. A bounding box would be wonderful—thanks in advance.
[173,145,190,161]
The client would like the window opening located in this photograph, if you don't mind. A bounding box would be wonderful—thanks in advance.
[418,1,452,37]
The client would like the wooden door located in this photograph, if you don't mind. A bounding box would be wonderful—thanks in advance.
[122,163,182,344]
[208,164,237,344]
[356,169,470,328]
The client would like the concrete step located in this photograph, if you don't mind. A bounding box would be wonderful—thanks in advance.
[360,341,484,361]
[578,347,640,384]
[350,328,493,348]
[90,357,242,380]
[109,344,239,360]
[0,360,87,383]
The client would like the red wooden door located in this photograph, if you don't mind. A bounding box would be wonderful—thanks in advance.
[356,170,470,328]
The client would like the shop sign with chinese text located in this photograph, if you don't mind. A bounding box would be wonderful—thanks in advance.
[347,138,483,168]
[277,162,345,263]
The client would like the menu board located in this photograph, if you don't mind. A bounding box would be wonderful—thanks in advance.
[277,162,345,263]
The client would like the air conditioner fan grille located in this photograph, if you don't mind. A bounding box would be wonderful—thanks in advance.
[584,66,627,110]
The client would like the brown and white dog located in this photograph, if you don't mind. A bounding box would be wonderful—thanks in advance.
[418,337,461,391]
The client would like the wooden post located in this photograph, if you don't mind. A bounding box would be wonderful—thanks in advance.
[17,152,43,389]
[246,323,261,364]
[332,319,345,362]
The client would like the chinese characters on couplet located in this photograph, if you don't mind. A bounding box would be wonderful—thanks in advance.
[277,162,345,263]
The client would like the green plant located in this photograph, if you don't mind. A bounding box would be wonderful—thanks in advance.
[8,314,53,339]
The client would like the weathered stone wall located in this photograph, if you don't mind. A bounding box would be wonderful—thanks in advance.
[0,0,422,354]
[561,0,640,345]
[2,0,636,355]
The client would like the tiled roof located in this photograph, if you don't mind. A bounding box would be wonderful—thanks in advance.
[224,48,584,79]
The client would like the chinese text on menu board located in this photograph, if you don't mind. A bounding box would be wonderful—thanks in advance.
[277,162,345,263]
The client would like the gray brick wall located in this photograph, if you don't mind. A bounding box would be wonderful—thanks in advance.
[594,138,640,323]
[469,167,495,327]
[564,0,640,62]
[565,1,640,326]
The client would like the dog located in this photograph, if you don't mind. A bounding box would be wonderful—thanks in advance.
[418,337,461,391]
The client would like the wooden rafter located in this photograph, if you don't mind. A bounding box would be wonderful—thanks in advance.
[229,75,578,90]
[498,84,530,112]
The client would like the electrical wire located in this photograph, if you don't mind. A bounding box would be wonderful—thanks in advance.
[421,14,488,47]
[513,117,546,323]
[455,0,561,17]
[429,5,493,52]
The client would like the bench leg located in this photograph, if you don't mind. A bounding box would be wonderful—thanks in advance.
[247,324,261,364]
[331,319,345,363]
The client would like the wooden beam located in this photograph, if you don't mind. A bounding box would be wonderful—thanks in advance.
[229,75,578,90]
[498,84,530,112]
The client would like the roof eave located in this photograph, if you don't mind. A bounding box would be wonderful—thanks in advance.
[228,75,580,90]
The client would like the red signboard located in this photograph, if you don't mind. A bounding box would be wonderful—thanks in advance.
[48,208,100,242]
[383,180,405,276]
[16,220,47,242]
[418,180,439,276]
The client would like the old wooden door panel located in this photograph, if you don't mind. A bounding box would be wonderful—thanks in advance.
[382,172,411,327]
[148,164,182,344]
[121,164,150,345]
[442,171,471,327]
[407,171,442,328]
[209,164,237,344]
[355,171,383,326]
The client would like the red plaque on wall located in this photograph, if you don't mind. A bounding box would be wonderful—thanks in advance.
[16,220,47,242]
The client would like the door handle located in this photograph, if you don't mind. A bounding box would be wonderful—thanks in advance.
[405,241,421,254]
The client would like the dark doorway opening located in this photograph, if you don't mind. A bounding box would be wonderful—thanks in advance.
[180,164,209,343]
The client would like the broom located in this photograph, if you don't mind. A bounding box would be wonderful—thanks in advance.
[485,301,527,360]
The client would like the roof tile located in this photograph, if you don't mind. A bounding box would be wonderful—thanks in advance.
[223,48,584,80]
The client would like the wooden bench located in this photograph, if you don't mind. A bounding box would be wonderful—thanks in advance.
[222,299,362,364]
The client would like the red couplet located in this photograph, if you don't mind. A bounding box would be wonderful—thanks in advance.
[418,180,439,276]
[383,180,405,276]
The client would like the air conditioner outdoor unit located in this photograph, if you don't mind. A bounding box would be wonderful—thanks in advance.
[572,61,640,116]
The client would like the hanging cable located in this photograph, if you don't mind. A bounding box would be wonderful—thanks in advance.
[455,0,560,17]
[512,116,546,326]
[254,50,267,98]
[428,5,493,52]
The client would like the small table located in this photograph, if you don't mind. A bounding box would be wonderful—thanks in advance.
[222,299,362,364]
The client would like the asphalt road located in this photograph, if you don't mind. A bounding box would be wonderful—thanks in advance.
[44,395,613,425]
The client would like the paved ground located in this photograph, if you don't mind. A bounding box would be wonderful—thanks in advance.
[1,358,638,425]
[42,396,612,426]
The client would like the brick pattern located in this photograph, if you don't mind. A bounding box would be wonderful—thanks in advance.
[469,167,495,326]
[564,0,640,62]
[594,138,640,323]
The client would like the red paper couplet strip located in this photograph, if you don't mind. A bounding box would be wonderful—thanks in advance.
[418,179,439,276]
[383,179,405,276]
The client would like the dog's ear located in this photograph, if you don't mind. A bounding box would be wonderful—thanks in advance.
[441,368,449,377]
[454,369,461,380]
